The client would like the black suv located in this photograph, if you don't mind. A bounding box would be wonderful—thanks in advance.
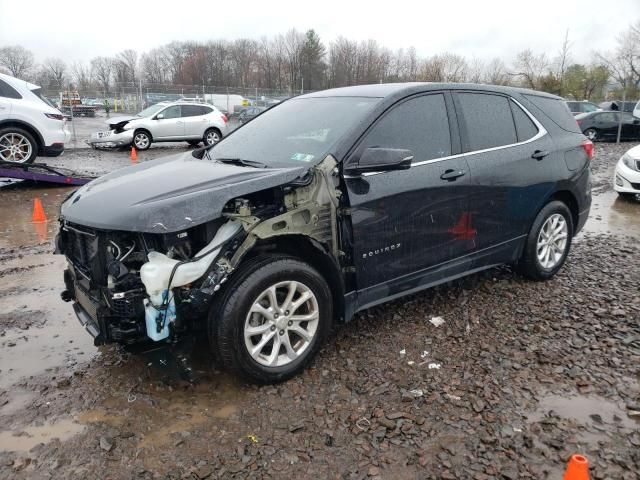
[56,83,592,383]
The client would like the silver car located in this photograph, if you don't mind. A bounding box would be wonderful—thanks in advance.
[89,101,229,150]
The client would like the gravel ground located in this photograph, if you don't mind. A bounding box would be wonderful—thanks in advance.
[0,141,639,479]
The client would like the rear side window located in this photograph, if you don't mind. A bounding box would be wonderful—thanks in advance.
[0,79,22,99]
[359,94,451,162]
[598,112,618,123]
[524,94,581,133]
[181,105,204,117]
[510,100,538,142]
[201,106,213,115]
[566,101,578,111]
[457,93,517,151]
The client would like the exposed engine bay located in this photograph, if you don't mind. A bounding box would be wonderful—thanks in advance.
[56,156,343,347]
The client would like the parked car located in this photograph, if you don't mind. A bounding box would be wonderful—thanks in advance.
[575,111,640,141]
[89,101,228,149]
[56,83,592,383]
[565,100,600,116]
[0,72,70,163]
[238,106,266,124]
[598,100,638,113]
[614,144,640,199]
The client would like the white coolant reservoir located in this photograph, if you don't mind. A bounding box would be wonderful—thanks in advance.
[140,220,241,341]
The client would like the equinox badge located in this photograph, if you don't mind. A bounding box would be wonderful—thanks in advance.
[362,243,401,258]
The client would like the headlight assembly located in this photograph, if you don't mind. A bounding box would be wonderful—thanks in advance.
[621,153,639,171]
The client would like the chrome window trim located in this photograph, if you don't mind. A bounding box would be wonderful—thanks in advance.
[345,96,547,178]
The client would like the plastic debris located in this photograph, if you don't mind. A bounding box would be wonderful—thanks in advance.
[246,433,259,444]
[421,350,429,358]
[407,360,415,366]
[127,393,137,403]
[445,393,461,401]
[428,363,442,370]
[355,417,371,431]
[430,316,445,327]
[399,349,406,356]
[409,389,424,397]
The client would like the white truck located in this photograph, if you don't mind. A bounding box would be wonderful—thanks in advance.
[203,94,250,114]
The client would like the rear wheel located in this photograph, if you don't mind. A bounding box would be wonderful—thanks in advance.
[204,128,221,146]
[517,201,573,281]
[584,128,598,141]
[211,256,331,384]
[0,128,38,163]
[133,130,151,150]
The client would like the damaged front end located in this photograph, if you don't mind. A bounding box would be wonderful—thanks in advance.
[56,155,342,348]
[88,117,136,148]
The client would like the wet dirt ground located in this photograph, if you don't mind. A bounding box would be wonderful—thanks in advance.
[0,142,639,479]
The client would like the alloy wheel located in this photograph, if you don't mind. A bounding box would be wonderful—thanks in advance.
[205,130,220,145]
[0,132,32,163]
[536,213,568,269]
[244,280,319,367]
[134,133,150,149]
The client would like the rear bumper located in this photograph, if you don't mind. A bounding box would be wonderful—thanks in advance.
[41,142,65,157]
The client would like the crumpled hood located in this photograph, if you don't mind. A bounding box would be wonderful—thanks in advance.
[107,115,139,127]
[60,152,309,233]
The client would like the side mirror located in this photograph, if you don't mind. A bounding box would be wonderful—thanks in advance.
[156,113,164,120]
[345,147,413,174]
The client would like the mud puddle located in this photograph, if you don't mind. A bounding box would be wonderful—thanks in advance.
[0,184,73,249]
[581,190,640,240]
[0,255,96,390]
[0,418,85,452]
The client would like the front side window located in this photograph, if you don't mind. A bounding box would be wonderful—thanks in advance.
[457,93,517,151]
[160,105,181,119]
[357,94,451,162]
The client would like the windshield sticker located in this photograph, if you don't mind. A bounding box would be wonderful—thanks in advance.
[290,153,315,162]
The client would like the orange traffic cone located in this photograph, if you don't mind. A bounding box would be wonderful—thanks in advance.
[130,146,138,163]
[32,197,47,223]
[563,454,590,480]
[33,221,48,243]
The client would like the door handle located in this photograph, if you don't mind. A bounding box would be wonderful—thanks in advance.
[531,150,550,160]
[440,169,466,181]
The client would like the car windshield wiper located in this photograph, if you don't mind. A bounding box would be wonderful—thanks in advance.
[214,157,268,169]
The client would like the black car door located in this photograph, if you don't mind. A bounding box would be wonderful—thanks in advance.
[343,92,473,308]
[595,112,618,138]
[452,91,556,266]
[621,113,640,139]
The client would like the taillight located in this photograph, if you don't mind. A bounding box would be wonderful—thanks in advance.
[582,139,594,160]
[221,114,228,123]
[45,113,64,121]
[576,119,582,125]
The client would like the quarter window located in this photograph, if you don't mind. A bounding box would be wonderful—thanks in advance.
[457,93,517,151]
[358,94,451,162]
[510,100,538,142]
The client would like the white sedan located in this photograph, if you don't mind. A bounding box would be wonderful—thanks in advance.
[89,101,228,150]
[614,144,640,198]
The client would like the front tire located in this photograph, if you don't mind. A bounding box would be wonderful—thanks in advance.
[617,192,637,200]
[133,130,151,150]
[0,127,38,163]
[517,201,573,281]
[211,256,332,384]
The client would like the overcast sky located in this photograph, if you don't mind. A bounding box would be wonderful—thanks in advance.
[0,0,638,64]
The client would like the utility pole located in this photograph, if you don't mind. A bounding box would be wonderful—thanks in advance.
[616,77,627,144]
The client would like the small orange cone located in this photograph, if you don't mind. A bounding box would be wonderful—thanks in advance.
[32,197,47,223]
[130,146,138,163]
[563,454,590,480]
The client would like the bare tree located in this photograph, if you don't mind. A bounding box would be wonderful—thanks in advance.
[91,56,114,93]
[555,29,572,95]
[484,58,510,86]
[115,49,138,84]
[512,49,549,89]
[0,45,35,78]
[42,57,67,87]
[71,61,92,91]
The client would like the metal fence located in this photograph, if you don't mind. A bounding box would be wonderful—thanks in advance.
[43,82,312,114]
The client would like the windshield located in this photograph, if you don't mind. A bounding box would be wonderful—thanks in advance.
[31,88,55,108]
[211,97,379,168]
[137,104,166,117]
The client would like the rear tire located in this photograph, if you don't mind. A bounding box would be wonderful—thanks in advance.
[210,255,332,384]
[203,128,221,146]
[584,128,598,141]
[0,127,38,163]
[517,201,573,281]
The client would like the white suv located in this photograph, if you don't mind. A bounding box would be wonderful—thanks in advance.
[0,72,70,163]
[89,101,229,150]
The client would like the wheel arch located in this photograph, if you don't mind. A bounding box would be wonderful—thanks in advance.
[0,120,44,148]
[547,190,579,232]
[133,127,153,141]
[244,234,346,324]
